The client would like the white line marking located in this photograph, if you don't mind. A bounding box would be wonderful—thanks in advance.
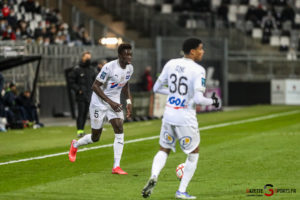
[0,110,299,166]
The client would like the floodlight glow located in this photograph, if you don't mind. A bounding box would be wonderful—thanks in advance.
[100,37,123,45]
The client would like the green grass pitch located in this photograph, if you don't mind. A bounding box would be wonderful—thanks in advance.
[0,105,299,200]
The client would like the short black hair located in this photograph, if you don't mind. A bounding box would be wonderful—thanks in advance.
[81,51,91,58]
[9,82,16,88]
[182,38,202,55]
[118,43,132,55]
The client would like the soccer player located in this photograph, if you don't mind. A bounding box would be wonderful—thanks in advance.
[68,44,134,175]
[142,38,219,199]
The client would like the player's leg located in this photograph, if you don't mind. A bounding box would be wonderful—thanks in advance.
[110,117,127,174]
[142,122,175,198]
[176,126,200,199]
[78,101,90,137]
[68,106,105,162]
[142,146,170,198]
[76,100,86,137]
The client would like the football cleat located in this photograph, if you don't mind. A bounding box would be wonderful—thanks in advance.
[175,191,196,199]
[68,139,78,162]
[141,177,157,198]
[112,166,128,175]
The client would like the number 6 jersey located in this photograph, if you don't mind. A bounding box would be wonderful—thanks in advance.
[154,57,207,127]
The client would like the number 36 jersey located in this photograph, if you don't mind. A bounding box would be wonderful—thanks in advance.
[157,57,207,127]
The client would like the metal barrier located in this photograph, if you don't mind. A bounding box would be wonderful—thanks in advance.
[0,43,156,87]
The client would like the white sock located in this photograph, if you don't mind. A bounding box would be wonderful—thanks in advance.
[151,151,168,179]
[74,134,93,148]
[179,153,199,193]
[113,133,124,168]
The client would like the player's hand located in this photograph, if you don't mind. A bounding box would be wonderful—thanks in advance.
[109,101,123,112]
[211,92,220,108]
[126,104,132,118]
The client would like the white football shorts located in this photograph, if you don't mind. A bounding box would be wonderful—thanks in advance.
[89,104,124,129]
[159,122,200,154]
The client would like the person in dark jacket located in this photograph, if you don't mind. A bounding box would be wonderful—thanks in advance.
[3,82,24,125]
[16,90,43,128]
[69,51,96,137]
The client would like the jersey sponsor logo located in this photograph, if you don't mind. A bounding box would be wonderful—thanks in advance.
[110,83,119,88]
[100,72,107,79]
[201,78,206,87]
[126,75,130,79]
[117,82,126,88]
[179,136,192,149]
[163,132,175,144]
[167,96,186,109]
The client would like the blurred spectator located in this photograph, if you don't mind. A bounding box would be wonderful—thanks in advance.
[16,90,43,128]
[3,83,25,127]
[2,4,10,18]
[286,47,297,61]
[261,11,277,44]
[68,51,96,137]
[96,59,107,72]
[140,66,153,91]
[0,74,7,132]
[2,25,16,40]
[281,4,295,26]
[0,1,92,46]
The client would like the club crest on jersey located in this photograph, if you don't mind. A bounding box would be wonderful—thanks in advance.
[201,78,206,87]
[163,132,175,144]
[100,72,107,79]
[179,136,192,149]
[110,83,118,88]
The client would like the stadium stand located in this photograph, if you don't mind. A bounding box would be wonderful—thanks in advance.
[99,0,300,52]
[0,0,92,46]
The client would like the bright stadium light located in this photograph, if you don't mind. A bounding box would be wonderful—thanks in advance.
[100,37,123,47]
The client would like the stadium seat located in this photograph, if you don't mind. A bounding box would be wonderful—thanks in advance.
[161,4,172,13]
[252,28,263,39]
[294,14,300,26]
[186,19,197,29]
[280,36,290,47]
[228,12,237,23]
[270,35,280,46]
[296,0,300,8]
[212,0,221,9]
[237,5,248,15]
[229,5,238,14]
[249,0,259,7]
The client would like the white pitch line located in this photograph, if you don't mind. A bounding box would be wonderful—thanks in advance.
[0,110,299,166]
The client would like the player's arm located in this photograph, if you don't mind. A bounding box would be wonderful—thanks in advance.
[121,82,132,118]
[153,63,169,95]
[153,79,169,95]
[193,71,219,107]
[91,80,122,112]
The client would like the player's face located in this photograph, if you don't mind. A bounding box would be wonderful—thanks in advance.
[119,49,132,66]
[193,43,205,61]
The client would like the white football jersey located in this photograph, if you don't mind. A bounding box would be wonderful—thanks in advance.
[157,57,206,127]
[90,59,134,109]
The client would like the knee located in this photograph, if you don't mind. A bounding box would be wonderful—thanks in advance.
[91,134,100,142]
[91,129,102,142]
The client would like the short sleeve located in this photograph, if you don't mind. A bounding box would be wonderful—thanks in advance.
[194,69,206,93]
[96,64,110,83]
